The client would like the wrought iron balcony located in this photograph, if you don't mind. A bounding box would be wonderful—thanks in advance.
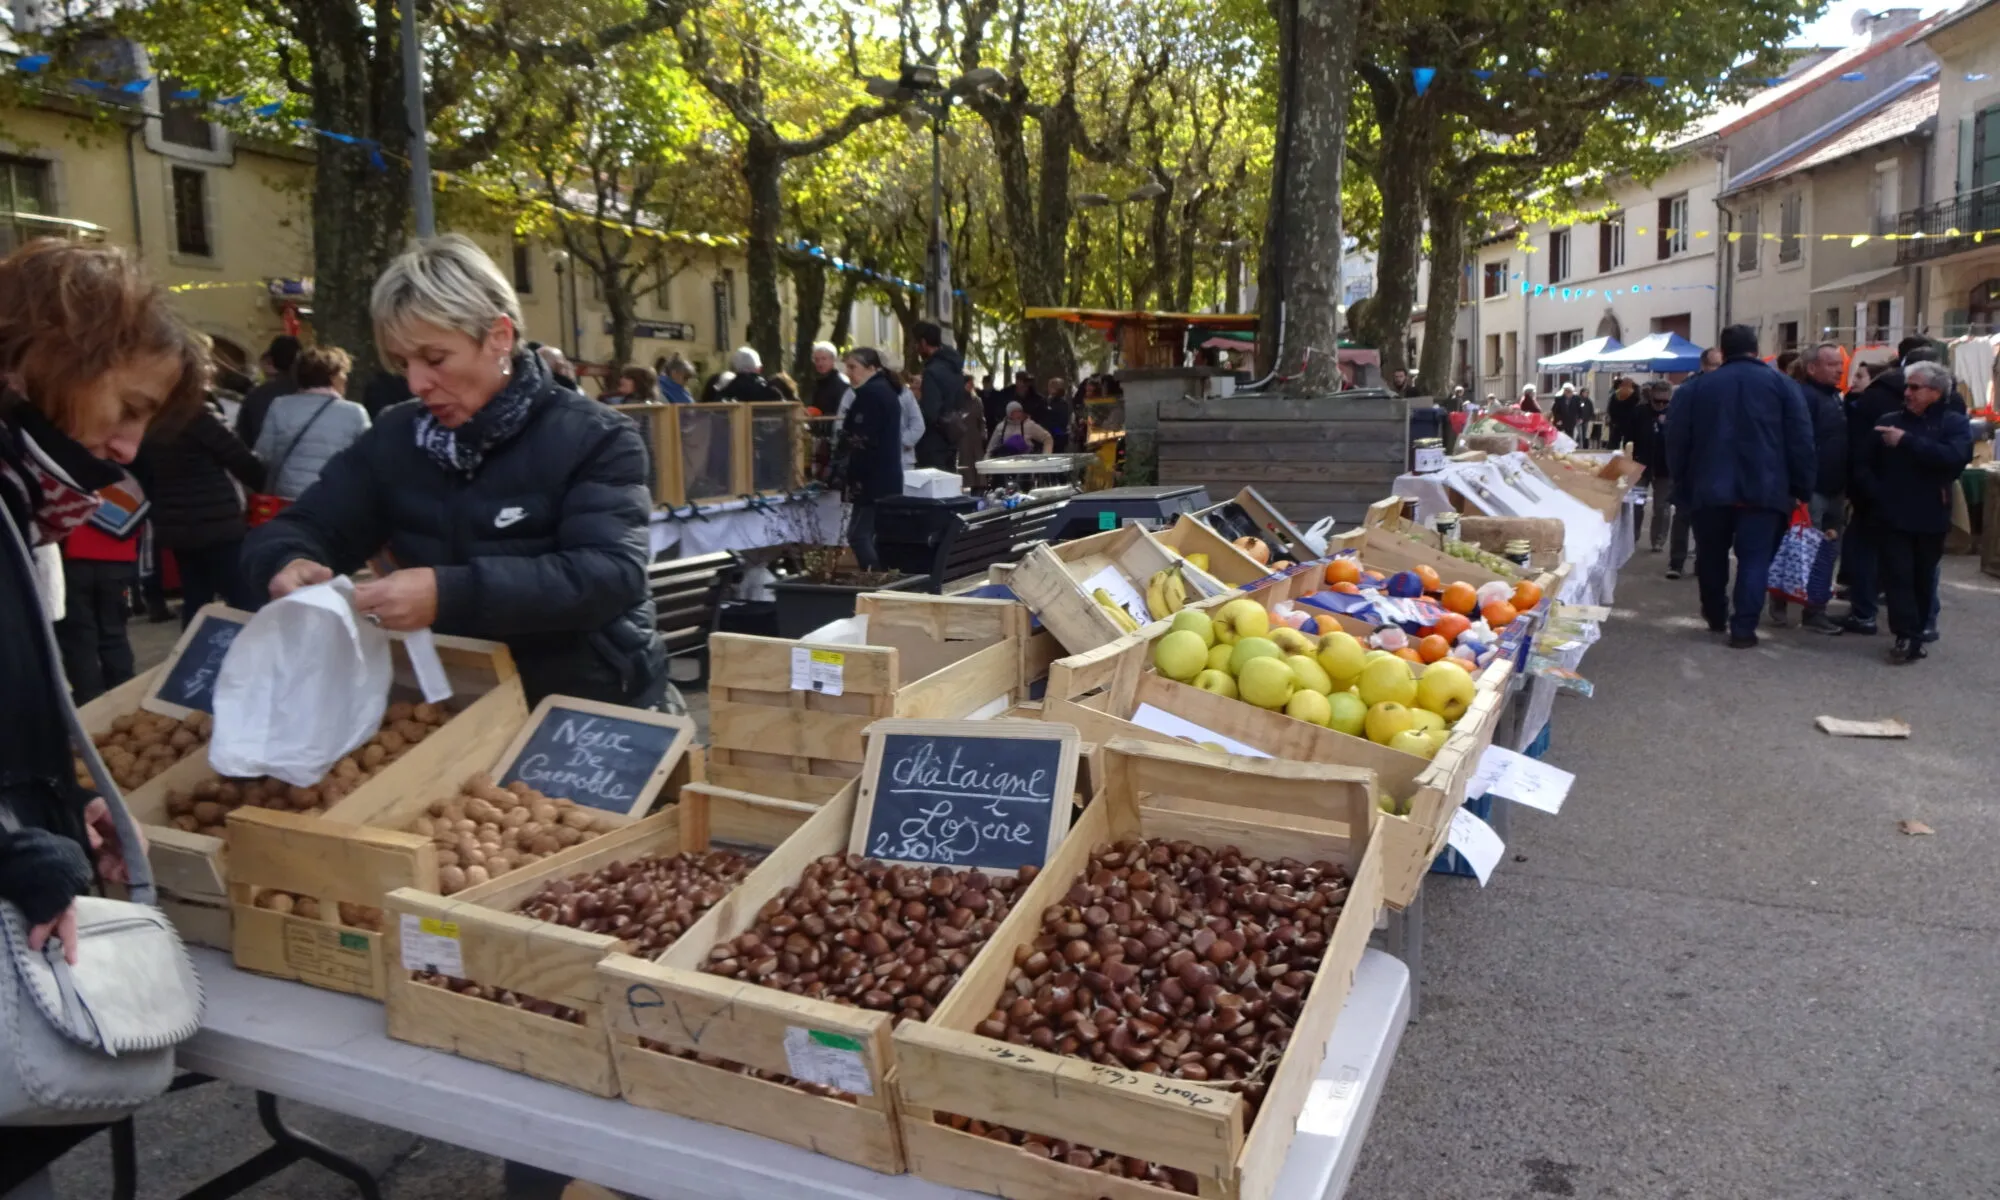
[1895,183,2000,264]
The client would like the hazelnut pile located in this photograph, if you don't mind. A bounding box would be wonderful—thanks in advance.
[162,702,449,836]
[703,856,1034,1024]
[249,890,384,933]
[79,711,212,792]
[413,847,761,1020]
[411,774,623,896]
[960,838,1352,1193]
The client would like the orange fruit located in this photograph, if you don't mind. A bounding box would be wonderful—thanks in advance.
[1331,581,1361,594]
[1417,634,1451,663]
[1481,600,1519,627]
[1414,565,1442,593]
[1441,582,1478,615]
[1324,558,1362,586]
[1393,647,1424,664]
[1432,612,1472,642]
[1512,580,1544,611]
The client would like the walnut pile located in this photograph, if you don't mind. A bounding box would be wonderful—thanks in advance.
[161,701,448,836]
[410,773,622,895]
[77,711,212,792]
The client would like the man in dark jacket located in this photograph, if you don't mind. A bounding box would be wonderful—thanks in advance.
[1663,324,1816,648]
[1867,360,1973,662]
[1773,342,1850,633]
[142,396,265,621]
[912,321,964,470]
[234,334,301,450]
[1838,352,1906,634]
[809,341,851,414]
[1630,381,1686,567]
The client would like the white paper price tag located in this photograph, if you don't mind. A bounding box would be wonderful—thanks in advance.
[782,1027,874,1096]
[1445,808,1505,886]
[1475,746,1575,815]
[399,913,463,977]
[789,647,845,695]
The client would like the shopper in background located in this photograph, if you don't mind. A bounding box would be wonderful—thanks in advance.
[1044,376,1075,453]
[252,344,371,503]
[912,321,964,471]
[1,240,197,1196]
[1517,383,1541,414]
[1008,370,1046,427]
[809,342,849,415]
[1630,381,1687,568]
[143,365,265,623]
[659,356,694,404]
[1865,360,1972,664]
[716,346,781,402]
[837,346,903,571]
[767,372,800,403]
[609,364,658,403]
[233,333,301,450]
[1771,342,1850,634]
[954,374,988,487]
[988,400,1054,454]
[243,234,665,708]
[54,468,147,704]
[1838,346,1909,635]
[1664,324,1815,648]
[1699,346,1724,373]
[1605,376,1641,453]
[537,345,579,391]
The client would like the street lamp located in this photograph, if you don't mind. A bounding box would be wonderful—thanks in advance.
[866,65,1006,332]
[1077,182,1167,310]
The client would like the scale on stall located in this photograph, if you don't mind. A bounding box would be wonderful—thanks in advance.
[1046,483,1210,541]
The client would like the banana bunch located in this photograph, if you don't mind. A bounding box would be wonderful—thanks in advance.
[1143,564,1188,622]
[1092,588,1141,633]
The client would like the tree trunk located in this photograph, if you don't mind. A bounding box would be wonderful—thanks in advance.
[828,271,861,348]
[1143,182,1173,311]
[1261,0,1355,394]
[1418,187,1467,400]
[741,139,785,370]
[789,252,827,379]
[1352,96,1432,376]
[974,100,1077,383]
[604,272,636,372]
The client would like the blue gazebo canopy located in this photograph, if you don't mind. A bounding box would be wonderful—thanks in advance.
[1594,332,1704,373]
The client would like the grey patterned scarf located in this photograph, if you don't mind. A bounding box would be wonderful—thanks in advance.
[414,349,546,477]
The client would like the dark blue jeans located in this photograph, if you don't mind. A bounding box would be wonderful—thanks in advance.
[1842,517,1879,624]
[1691,506,1785,639]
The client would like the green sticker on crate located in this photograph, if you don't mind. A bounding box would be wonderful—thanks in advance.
[1098,510,1116,531]
[810,1030,864,1052]
[339,931,368,952]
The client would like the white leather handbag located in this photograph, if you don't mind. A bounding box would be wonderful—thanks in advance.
[1,507,203,1125]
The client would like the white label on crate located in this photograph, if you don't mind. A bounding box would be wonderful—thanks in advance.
[1078,563,1152,625]
[1130,704,1271,758]
[789,647,845,696]
[1446,808,1505,886]
[1295,1066,1364,1139]
[399,913,463,977]
[402,628,456,704]
[1475,746,1575,815]
[782,1027,874,1096]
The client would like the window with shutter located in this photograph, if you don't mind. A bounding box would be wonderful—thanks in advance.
[1736,206,1760,273]
[1657,198,1672,259]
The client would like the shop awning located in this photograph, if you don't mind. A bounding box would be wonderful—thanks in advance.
[1810,266,1902,294]
[1594,331,1705,372]
[1536,335,1623,367]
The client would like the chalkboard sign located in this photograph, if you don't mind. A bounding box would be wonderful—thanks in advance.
[493,696,694,821]
[849,719,1078,873]
[142,604,251,718]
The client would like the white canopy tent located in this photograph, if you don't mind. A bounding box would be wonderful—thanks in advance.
[1535,335,1623,367]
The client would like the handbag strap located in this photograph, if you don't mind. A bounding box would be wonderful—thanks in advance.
[265,394,339,487]
[0,494,156,905]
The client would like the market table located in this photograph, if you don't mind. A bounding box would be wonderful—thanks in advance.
[179,947,1410,1200]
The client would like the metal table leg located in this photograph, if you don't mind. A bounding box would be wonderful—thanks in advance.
[175,1091,384,1200]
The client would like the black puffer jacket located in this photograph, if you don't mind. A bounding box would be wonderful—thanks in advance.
[142,402,264,549]
[242,377,665,708]
[1845,366,1903,510]
[1801,377,1847,497]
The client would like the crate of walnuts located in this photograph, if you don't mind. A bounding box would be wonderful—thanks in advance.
[381,782,812,1096]
[891,738,1385,1200]
[228,692,700,1002]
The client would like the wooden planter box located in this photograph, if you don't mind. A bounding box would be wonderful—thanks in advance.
[382,783,816,1096]
[893,738,1385,1200]
[1040,618,1510,909]
[598,781,909,1174]
[112,632,518,954]
[704,592,1030,803]
[1157,393,1410,529]
[613,401,803,508]
[1007,525,1235,657]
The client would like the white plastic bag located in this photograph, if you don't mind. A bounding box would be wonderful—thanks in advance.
[208,577,392,786]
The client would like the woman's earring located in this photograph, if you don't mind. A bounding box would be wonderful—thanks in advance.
[499,357,512,377]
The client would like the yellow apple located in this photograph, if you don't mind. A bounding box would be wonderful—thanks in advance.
[1270,627,1315,657]
[1214,598,1269,645]
[1192,668,1237,699]
[1207,643,1235,672]
[1389,728,1441,760]
[1315,631,1367,685]
[1286,654,1334,695]
[1414,660,1476,722]
[1229,636,1283,676]
[1169,609,1216,648]
[1326,691,1368,737]
[1408,708,1446,737]
[1153,630,1210,682]
[1285,689,1333,727]
[1237,656,1296,709]
[1356,656,1417,708]
[1365,701,1416,745]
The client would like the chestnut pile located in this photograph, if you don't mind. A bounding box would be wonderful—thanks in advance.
[703,856,1034,1024]
[162,702,449,836]
[414,847,761,1020]
[78,711,212,792]
[411,774,625,895]
[958,838,1352,1194]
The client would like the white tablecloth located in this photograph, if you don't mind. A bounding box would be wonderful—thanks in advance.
[648,493,847,559]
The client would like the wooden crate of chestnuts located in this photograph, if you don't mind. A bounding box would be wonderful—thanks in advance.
[892,737,1386,1200]
[597,777,1043,1175]
[381,782,814,1096]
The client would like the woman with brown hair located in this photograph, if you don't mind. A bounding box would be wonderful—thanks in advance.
[1,239,202,1195]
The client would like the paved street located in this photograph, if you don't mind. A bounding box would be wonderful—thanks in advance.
[47,557,2000,1198]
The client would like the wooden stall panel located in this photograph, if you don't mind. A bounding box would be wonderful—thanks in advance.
[1157,395,1410,529]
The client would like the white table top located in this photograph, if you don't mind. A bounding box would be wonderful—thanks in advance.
[180,947,1408,1200]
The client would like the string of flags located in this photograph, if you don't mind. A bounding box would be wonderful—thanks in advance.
[1407,65,1987,96]
[1520,281,1718,301]
[9,54,945,298]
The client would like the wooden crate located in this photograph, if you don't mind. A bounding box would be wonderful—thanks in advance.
[115,633,518,952]
[1524,455,1628,519]
[382,783,816,1096]
[597,780,909,1174]
[1039,622,1511,909]
[1189,487,1318,564]
[893,738,1385,1200]
[1157,394,1410,528]
[1157,514,1278,586]
[1007,525,1235,657]
[704,593,1029,803]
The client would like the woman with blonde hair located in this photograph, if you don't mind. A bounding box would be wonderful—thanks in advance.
[243,234,665,707]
